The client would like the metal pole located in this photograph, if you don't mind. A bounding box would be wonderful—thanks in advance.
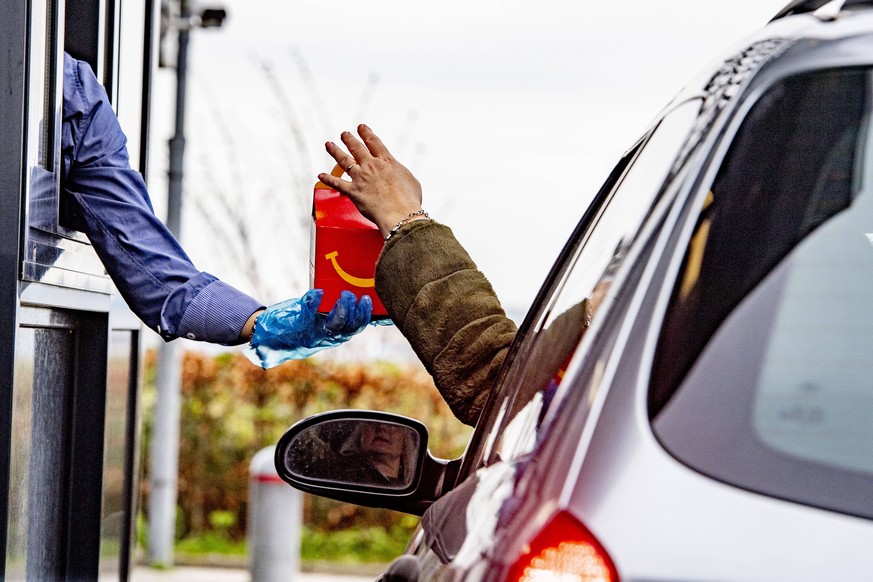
[147,342,182,566]
[147,0,190,566]
[166,0,189,237]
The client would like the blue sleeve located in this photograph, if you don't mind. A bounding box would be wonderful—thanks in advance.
[61,53,262,344]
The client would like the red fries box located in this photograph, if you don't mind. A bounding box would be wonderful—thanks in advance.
[311,165,388,317]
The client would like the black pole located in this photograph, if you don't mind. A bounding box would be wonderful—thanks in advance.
[166,0,189,238]
[0,0,26,575]
[148,0,189,566]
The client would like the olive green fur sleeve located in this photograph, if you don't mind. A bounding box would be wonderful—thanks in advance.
[375,221,518,426]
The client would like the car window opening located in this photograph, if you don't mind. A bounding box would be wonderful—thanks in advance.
[652,67,870,415]
[485,101,704,467]
[651,67,873,520]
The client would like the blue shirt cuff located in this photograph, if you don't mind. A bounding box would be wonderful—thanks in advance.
[161,274,263,344]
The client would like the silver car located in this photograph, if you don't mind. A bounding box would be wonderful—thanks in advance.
[276,1,873,579]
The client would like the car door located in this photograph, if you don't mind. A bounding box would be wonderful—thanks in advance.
[394,97,706,581]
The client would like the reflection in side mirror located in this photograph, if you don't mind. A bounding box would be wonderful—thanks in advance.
[282,418,421,490]
[274,410,462,515]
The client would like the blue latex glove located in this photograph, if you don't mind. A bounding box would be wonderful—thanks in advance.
[245,289,373,369]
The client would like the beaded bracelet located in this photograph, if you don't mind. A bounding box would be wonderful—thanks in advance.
[385,210,429,241]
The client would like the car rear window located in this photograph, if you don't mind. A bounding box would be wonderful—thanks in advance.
[651,67,873,520]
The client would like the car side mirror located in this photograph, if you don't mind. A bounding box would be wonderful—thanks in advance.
[275,410,461,515]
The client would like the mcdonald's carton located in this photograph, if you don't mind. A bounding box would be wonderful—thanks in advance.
[311,167,388,317]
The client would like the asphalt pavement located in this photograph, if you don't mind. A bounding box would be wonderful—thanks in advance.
[130,566,376,582]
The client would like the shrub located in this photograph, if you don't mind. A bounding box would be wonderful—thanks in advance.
[140,350,471,554]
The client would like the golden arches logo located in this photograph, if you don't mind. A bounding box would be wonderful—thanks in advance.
[324,251,375,288]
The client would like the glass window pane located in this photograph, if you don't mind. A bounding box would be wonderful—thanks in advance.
[99,330,136,578]
[485,99,702,465]
[6,331,35,582]
[652,67,873,520]
[7,325,75,581]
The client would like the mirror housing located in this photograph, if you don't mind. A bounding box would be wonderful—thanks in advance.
[274,410,461,515]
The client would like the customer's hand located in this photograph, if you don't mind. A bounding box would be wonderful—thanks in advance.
[319,124,425,238]
[245,289,372,369]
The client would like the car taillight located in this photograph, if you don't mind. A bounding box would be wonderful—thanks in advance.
[505,511,618,582]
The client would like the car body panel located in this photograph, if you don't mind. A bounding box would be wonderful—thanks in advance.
[408,12,873,580]
[279,6,873,581]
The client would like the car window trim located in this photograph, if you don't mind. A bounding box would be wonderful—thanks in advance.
[454,136,647,483]
[471,96,711,476]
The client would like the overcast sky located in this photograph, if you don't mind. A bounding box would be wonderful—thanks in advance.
[146,0,789,356]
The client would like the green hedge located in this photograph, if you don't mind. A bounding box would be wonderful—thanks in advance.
[139,350,470,558]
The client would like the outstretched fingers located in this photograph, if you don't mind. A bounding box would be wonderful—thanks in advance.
[352,295,373,332]
[320,141,354,193]
[319,125,423,236]
[317,171,347,195]
[324,290,355,333]
[324,140,356,170]
[357,124,392,158]
[324,291,372,334]
[341,130,372,165]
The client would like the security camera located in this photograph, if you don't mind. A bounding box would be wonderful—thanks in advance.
[198,7,226,28]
